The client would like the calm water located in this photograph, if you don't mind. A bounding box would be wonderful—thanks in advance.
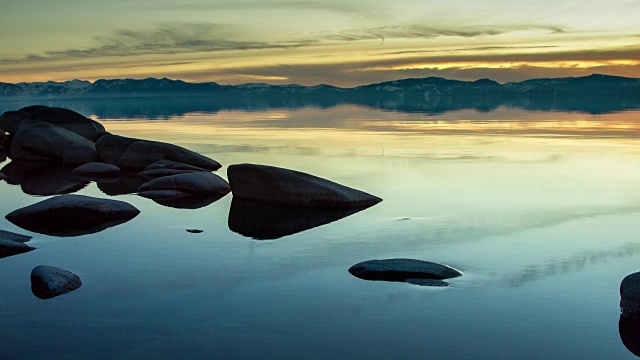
[2,101,640,359]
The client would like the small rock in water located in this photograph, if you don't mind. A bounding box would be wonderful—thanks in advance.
[621,272,640,319]
[348,258,463,286]
[0,239,35,259]
[186,229,203,233]
[0,229,32,243]
[31,265,82,299]
[138,172,230,196]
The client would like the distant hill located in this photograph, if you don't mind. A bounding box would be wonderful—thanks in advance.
[0,74,638,99]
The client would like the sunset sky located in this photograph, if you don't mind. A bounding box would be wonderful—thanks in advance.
[1,0,639,86]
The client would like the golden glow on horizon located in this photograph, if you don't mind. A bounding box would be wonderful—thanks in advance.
[366,60,640,71]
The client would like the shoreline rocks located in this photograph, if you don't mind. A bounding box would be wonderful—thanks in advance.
[31,265,82,299]
[227,163,382,209]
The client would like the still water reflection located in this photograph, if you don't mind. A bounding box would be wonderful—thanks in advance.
[1,101,640,359]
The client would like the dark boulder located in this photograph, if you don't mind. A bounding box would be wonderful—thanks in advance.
[348,259,463,286]
[11,122,98,164]
[227,163,382,209]
[138,190,227,209]
[0,240,35,259]
[6,194,140,237]
[139,168,205,178]
[19,105,49,113]
[72,162,121,178]
[0,110,29,133]
[96,134,221,171]
[138,172,230,196]
[621,272,640,319]
[20,107,106,141]
[228,199,367,240]
[144,159,208,172]
[97,173,148,196]
[31,265,82,299]
[0,229,32,243]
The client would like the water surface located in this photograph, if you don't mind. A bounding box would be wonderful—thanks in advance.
[1,101,640,359]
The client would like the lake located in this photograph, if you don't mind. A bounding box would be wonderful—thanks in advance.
[1,99,640,359]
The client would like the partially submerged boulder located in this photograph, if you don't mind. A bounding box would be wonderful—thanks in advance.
[348,259,463,286]
[31,265,82,299]
[6,194,140,236]
[0,229,32,243]
[144,160,208,172]
[11,122,98,163]
[138,172,230,196]
[96,134,221,171]
[621,272,640,319]
[227,163,382,209]
[0,240,35,259]
[72,162,121,178]
[137,190,226,209]
[20,107,106,141]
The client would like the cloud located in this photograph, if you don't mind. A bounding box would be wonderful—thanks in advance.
[2,22,315,62]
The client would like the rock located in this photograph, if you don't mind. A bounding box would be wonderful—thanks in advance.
[138,190,226,209]
[6,194,140,237]
[63,143,101,167]
[30,265,82,299]
[1,161,89,196]
[0,240,35,259]
[0,110,29,133]
[228,199,367,240]
[348,259,463,285]
[227,163,382,209]
[144,159,207,172]
[138,172,230,196]
[97,173,148,196]
[186,229,203,233]
[0,132,12,150]
[72,162,121,178]
[0,172,6,181]
[20,107,106,141]
[0,229,32,243]
[19,105,48,113]
[621,272,640,319]
[11,122,98,163]
[619,315,640,357]
[139,168,205,178]
[96,134,221,171]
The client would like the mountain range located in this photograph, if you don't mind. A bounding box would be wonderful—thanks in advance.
[1,74,638,99]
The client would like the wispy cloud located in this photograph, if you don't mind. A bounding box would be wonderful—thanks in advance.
[2,22,314,62]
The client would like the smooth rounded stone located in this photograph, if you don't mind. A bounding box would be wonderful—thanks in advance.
[227,163,382,209]
[31,265,82,299]
[11,122,98,163]
[186,229,203,233]
[348,259,463,283]
[137,190,226,209]
[0,133,12,150]
[20,107,106,141]
[620,315,640,357]
[63,144,101,167]
[144,159,207,172]
[5,194,140,237]
[96,134,221,171]
[0,239,35,259]
[0,229,32,243]
[138,172,230,196]
[72,162,121,178]
[0,110,29,133]
[621,272,640,319]
[19,105,49,113]
[139,168,204,178]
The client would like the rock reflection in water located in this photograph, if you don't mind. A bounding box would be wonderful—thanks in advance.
[1,160,88,196]
[228,198,370,240]
[138,190,228,209]
[619,315,640,357]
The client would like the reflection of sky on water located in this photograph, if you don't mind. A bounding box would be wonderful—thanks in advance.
[2,104,640,359]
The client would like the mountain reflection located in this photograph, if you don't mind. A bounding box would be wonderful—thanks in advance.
[228,198,370,240]
[1,94,638,120]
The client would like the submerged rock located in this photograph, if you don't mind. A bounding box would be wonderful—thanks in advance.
[228,198,367,240]
[138,172,230,196]
[72,162,121,178]
[227,163,382,209]
[6,194,140,237]
[0,240,35,259]
[20,107,106,141]
[31,265,82,299]
[96,134,221,171]
[348,259,463,286]
[11,122,98,163]
[621,272,640,319]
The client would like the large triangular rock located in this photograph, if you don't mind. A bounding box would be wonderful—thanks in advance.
[96,134,221,171]
[227,163,382,209]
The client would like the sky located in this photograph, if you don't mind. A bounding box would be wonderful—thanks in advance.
[0,0,639,86]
